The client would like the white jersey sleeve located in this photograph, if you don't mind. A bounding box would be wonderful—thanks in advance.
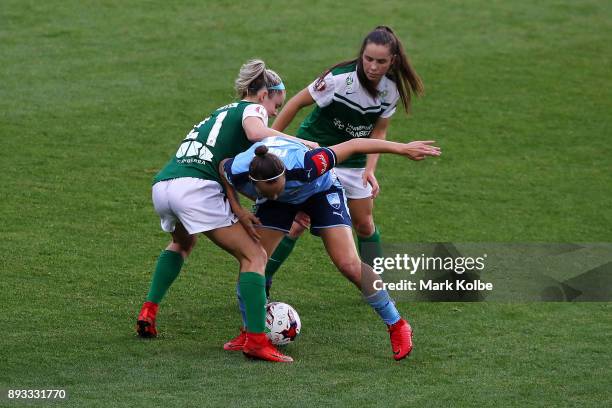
[242,104,269,126]
[380,84,400,119]
[380,97,398,118]
[307,72,335,108]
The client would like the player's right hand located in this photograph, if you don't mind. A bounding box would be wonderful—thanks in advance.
[294,211,311,230]
[301,140,319,150]
[401,141,441,161]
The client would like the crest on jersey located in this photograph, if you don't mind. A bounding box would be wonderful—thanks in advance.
[345,75,354,93]
[314,77,327,92]
[379,89,388,101]
[326,192,341,210]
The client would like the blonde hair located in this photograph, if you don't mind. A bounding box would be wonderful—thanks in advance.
[235,59,283,98]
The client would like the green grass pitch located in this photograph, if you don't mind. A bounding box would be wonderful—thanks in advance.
[1,0,611,406]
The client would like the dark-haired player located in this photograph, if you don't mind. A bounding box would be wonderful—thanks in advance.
[266,26,426,294]
[220,136,440,360]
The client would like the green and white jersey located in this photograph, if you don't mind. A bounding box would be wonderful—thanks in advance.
[153,101,267,184]
[297,63,400,168]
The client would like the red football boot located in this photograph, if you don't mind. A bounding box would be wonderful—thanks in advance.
[223,328,247,351]
[388,318,413,360]
[136,301,158,338]
[242,333,293,363]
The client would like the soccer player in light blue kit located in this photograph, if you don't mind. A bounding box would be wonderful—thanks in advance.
[219,136,440,360]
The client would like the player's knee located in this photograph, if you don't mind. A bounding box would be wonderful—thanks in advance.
[168,236,196,258]
[180,237,196,254]
[353,218,375,237]
[335,257,362,282]
[241,245,267,272]
[180,246,194,258]
[255,246,268,270]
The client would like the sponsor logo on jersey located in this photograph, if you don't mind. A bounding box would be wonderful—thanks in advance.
[311,152,329,176]
[175,140,213,163]
[326,192,341,210]
[314,77,327,92]
[332,118,374,138]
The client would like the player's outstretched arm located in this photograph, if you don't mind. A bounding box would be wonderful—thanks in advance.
[243,116,319,149]
[330,139,441,164]
[271,88,315,132]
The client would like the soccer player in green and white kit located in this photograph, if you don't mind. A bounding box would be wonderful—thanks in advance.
[265,26,425,294]
[136,59,316,363]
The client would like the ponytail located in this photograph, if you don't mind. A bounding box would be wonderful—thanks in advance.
[249,145,285,182]
[235,59,285,98]
[374,25,424,113]
[319,26,423,113]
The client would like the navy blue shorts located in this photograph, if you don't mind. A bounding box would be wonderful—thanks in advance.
[254,186,351,236]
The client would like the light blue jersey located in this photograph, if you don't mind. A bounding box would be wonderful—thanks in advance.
[223,137,339,204]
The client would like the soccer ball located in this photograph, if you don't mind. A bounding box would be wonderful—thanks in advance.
[265,302,301,345]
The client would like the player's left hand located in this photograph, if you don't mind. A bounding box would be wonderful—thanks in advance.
[363,170,380,199]
[236,210,262,242]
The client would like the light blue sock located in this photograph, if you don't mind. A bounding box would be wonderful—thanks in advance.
[236,282,247,328]
[365,290,401,325]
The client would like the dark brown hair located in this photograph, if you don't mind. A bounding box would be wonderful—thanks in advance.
[319,26,424,113]
[249,145,285,182]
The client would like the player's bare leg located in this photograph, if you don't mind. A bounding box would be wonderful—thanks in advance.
[319,226,364,287]
[319,226,413,360]
[208,223,292,362]
[348,197,381,267]
[204,223,267,273]
[258,227,288,261]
